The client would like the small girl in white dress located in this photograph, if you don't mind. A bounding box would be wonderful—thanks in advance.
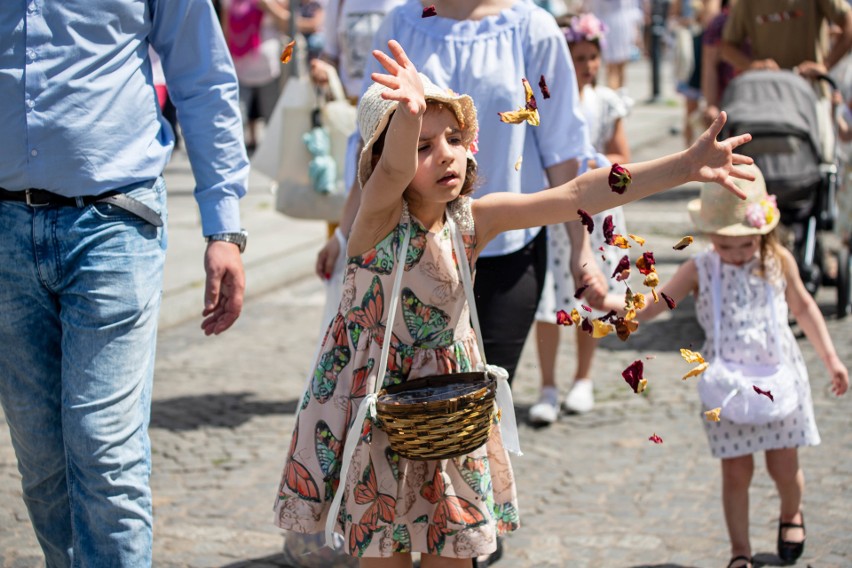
[605,165,849,568]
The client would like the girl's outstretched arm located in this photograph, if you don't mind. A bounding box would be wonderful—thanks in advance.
[781,247,849,396]
[349,40,425,255]
[473,112,753,246]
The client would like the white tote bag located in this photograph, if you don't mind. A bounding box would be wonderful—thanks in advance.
[252,40,350,221]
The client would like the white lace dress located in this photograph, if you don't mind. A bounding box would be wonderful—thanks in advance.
[694,250,821,459]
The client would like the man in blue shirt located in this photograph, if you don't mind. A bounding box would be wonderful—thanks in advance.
[0,1,249,565]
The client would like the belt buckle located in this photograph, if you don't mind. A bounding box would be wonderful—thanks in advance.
[24,189,50,207]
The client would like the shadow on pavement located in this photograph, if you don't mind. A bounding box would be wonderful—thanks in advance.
[220,553,293,567]
[150,392,299,431]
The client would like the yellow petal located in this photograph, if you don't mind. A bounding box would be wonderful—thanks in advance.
[522,77,535,102]
[498,108,540,126]
[682,362,709,380]
[610,235,632,249]
[628,233,646,246]
[704,407,722,422]
[680,348,706,364]
[636,378,648,394]
[570,308,581,326]
[591,320,614,338]
[632,293,646,310]
[514,155,523,171]
[624,308,637,321]
[643,272,660,288]
[651,288,660,303]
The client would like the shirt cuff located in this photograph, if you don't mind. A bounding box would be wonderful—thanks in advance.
[198,194,242,236]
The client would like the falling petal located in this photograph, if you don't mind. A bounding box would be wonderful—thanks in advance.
[581,304,592,312]
[614,317,639,341]
[673,235,694,250]
[574,284,590,299]
[622,360,646,394]
[628,233,646,246]
[682,362,709,380]
[280,40,296,64]
[539,75,551,99]
[600,310,618,323]
[679,349,705,364]
[753,385,774,402]
[603,215,614,245]
[591,319,614,338]
[514,155,523,171]
[643,272,660,288]
[636,252,656,275]
[651,288,660,303]
[648,433,663,444]
[578,209,594,234]
[608,163,632,194]
[704,407,722,422]
[610,234,632,249]
[498,108,540,126]
[645,355,657,360]
[661,292,676,310]
[556,309,573,326]
[580,317,594,334]
[421,4,437,17]
[570,308,581,326]
[522,78,537,111]
[632,292,646,310]
[611,255,630,279]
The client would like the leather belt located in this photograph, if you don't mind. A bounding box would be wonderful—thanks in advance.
[0,188,163,227]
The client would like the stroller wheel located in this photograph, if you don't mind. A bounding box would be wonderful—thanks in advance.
[837,245,852,319]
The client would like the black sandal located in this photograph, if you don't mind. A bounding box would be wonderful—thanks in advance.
[777,511,806,563]
[726,555,752,568]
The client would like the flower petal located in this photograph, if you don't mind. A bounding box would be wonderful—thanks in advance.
[622,360,646,393]
[643,272,660,288]
[648,433,663,444]
[421,4,437,17]
[555,309,573,326]
[672,236,694,251]
[603,215,614,245]
[591,319,614,338]
[610,234,632,249]
[661,292,676,310]
[682,362,709,380]
[636,252,656,275]
[611,255,631,279]
[539,75,551,99]
[514,155,523,171]
[753,385,774,402]
[679,348,705,364]
[280,40,296,64]
[574,284,590,299]
[608,163,632,194]
[577,209,594,234]
[704,407,722,422]
[628,233,646,246]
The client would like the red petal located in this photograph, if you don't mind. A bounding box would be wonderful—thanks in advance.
[621,360,645,393]
[603,215,614,245]
[280,40,296,64]
[648,433,664,444]
[753,385,774,402]
[636,251,656,275]
[556,309,573,326]
[574,284,589,299]
[539,75,551,99]
[577,209,594,234]
[421,5,437,17]
[661,292,676,310]
[581,304,592,312]
[611,255,630,279]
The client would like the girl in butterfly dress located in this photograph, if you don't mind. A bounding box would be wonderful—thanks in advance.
[273,39,756,567]
[602,165,848,568]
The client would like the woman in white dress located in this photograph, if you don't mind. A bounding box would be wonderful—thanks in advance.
[584,0,643,90]
[530,12,632,424]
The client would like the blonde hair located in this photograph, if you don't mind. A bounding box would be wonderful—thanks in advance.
[756,229,788,284]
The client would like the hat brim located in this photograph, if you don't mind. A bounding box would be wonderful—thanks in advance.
[687,198,780,236]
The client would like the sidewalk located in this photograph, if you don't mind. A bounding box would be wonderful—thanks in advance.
[3,60,851,568]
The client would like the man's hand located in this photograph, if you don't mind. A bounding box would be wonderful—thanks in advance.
[202,241,246,336]
[795,60,828,79]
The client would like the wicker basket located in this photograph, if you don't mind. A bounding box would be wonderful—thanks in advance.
[375,372,497,461]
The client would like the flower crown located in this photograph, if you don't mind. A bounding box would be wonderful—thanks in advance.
[744,195,778,229]
[562,13,606,45]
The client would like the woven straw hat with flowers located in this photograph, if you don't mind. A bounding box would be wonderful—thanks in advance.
[688,163,780,236]
[356,73,479,188]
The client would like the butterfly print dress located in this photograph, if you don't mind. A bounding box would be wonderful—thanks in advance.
[274,197,519,558]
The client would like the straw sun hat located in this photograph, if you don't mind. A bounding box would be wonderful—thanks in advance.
[357,73,478,188]
[687,164,780,236]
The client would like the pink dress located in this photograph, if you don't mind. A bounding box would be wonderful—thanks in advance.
[274,197,519,558]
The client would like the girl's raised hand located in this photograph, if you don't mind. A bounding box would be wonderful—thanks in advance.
[370,40,426,118]
[687,111,754,199]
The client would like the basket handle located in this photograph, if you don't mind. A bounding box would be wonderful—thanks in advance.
[447,214,521,457]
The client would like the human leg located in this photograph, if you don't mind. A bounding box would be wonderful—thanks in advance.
[58,181,167,566]
[360,553,412,568]
[473,228,548,384]
[421,554,474,567]
[0,202,73,566]
[563,331,596,413]
[765,448,806,561]
[530,321,561,424]
[606,62,626,91]
[721,455,754,562]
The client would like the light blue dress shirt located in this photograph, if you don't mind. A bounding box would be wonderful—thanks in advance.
[0,0,249,235]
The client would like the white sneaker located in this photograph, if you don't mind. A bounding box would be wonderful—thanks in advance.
[564,379,594,414]
[528,398,559,425]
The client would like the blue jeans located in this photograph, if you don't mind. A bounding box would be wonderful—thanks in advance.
[0,178,168,567]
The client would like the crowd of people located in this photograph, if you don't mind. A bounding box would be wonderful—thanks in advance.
[1,1,851,568]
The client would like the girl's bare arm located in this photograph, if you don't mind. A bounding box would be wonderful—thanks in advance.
[473,112,753,247]
[782,247,849,396]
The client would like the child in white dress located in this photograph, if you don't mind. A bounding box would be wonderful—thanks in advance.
[605,165,849,568]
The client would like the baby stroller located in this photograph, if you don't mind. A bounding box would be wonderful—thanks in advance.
[721,70,851,316]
